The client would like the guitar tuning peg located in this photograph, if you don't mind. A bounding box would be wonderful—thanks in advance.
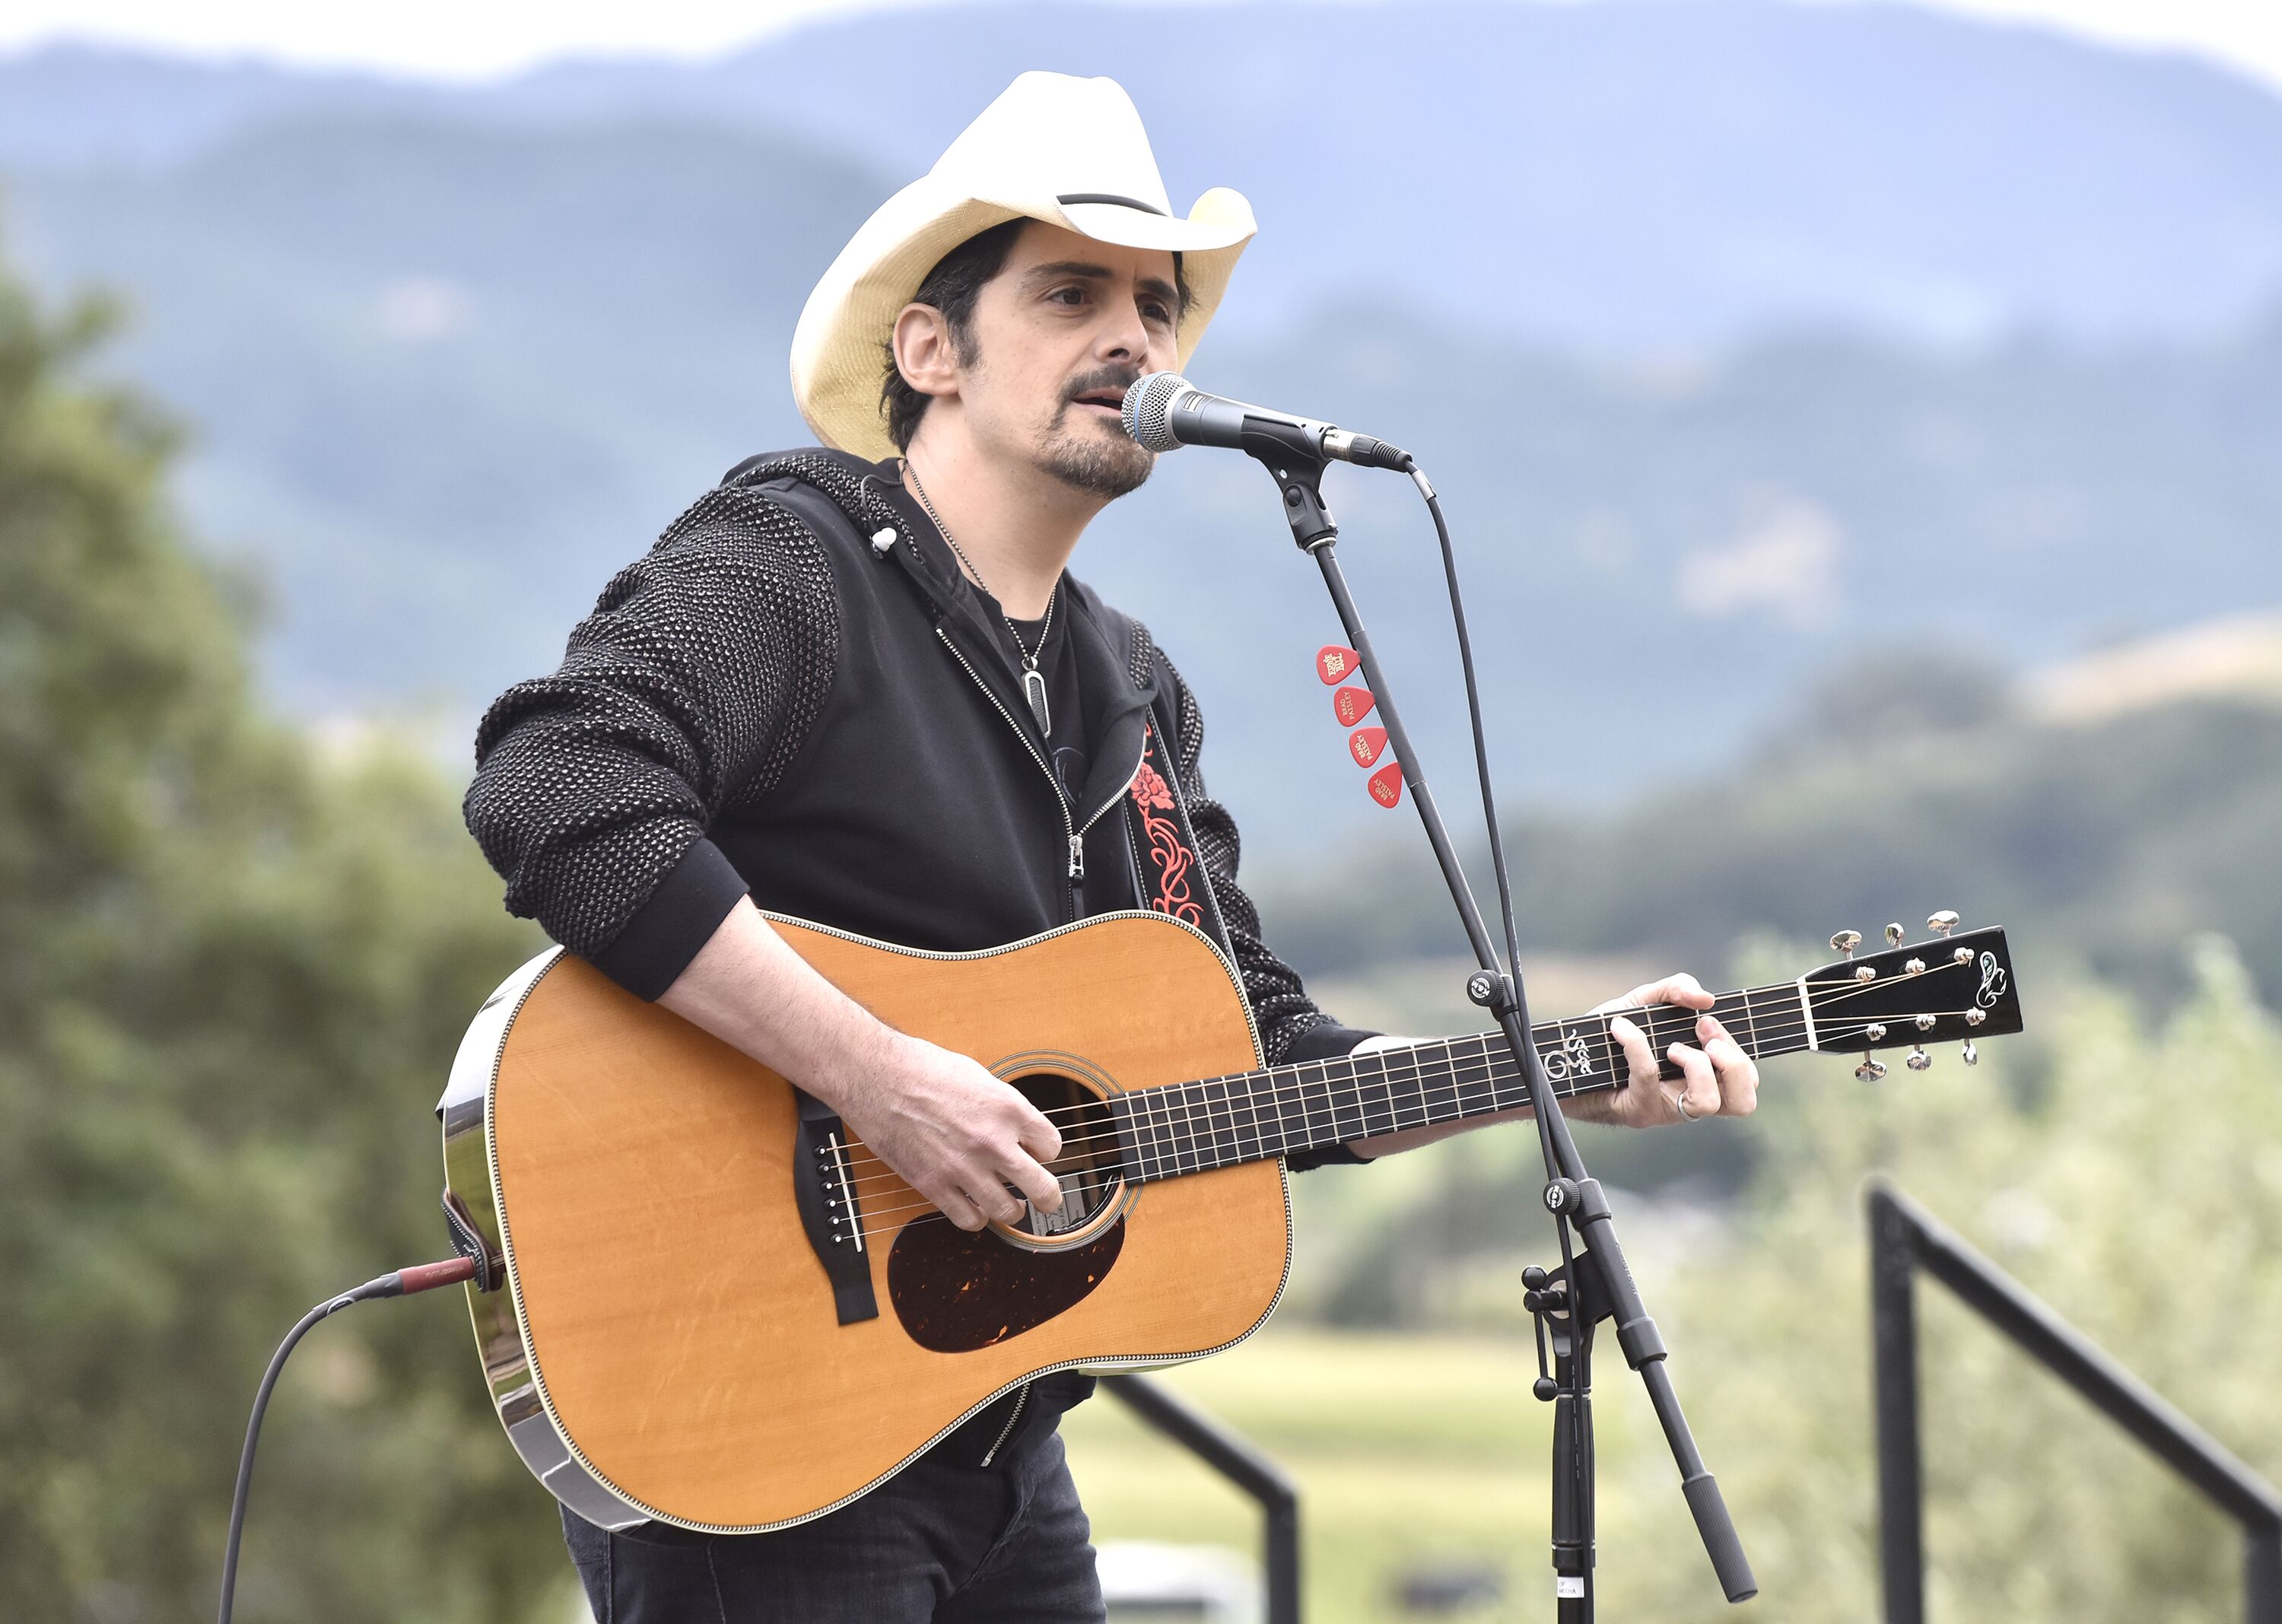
[1960,1040,1978,1066]
[1884,923,1905,945]
[1906,1045,1932,1072]
[1928,910,1960,937]
[1830,930,1861,958]
[1856,1056,1886,1082]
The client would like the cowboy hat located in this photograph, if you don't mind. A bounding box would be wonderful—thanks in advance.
[790,71,1257,462]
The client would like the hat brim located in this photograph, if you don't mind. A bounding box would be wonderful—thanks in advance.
[792,181,1256,464]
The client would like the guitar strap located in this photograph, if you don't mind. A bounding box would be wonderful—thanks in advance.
[1127,688,1237,961]
[789,1086,880,1326]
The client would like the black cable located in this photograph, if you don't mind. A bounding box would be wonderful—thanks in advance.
[1410,470,1525,983]
[1404,462,1595,1612]
[216,1257,475,1624]
[218,1288,372,1624]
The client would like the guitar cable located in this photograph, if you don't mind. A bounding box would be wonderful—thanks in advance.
[215,1255,478,1624]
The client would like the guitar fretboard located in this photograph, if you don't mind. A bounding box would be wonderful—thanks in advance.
[1108,986,1804,1183]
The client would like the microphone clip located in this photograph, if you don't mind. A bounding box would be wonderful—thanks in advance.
[1238,420,1339,551]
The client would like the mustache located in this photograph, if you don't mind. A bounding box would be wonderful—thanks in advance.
[1062,365,1144,406]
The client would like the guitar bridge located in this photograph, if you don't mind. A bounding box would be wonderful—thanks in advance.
[790,1088,879,1325]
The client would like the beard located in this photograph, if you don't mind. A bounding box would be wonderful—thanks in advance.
[1035,365,1154,500]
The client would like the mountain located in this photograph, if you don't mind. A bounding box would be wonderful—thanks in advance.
[8,116,884,711]
[1084,304,2282,843]
[14,96,2279,845]
[10,1,2282,348]
[5,2,2282,847]
[1256,621,2282,1015]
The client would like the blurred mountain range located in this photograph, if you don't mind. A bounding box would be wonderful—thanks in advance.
[12,2,2282,347]
[1263,613,2282,1019]
[5,0,2281,845]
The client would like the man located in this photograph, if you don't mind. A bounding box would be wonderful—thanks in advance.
[466,72,1756,1623]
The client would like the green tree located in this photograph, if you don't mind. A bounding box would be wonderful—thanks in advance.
[1584,940,2282,1618]
[0,237,562,1617]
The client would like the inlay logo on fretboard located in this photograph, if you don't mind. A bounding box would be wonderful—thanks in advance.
[1542,1027,1598,1082]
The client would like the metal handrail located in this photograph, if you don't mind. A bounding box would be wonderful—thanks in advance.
[1099,1372,1302,1624]
[1867,1180,2282,1622]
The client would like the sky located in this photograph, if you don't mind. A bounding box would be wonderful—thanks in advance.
[2,0,2281,93]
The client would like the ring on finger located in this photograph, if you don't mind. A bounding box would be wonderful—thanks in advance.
[1675,1091,1704,1123]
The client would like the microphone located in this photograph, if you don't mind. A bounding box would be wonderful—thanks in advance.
[1120,372,1413,472]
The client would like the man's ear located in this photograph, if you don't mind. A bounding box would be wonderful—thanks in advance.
[891,304,960,402]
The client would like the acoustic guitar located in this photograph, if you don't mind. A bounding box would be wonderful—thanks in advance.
[436,907,2020,1534]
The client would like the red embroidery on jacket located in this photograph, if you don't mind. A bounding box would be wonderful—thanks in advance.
[1131,729,1203,926]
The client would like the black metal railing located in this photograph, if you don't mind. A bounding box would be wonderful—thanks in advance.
[1100,1372,1302,1624]
[1867,1181,2282,1622]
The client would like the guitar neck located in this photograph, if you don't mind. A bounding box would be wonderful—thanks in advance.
[1110,982,1813,1184]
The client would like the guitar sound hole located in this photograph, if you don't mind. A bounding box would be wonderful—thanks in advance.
[1006,1073,1122,1240]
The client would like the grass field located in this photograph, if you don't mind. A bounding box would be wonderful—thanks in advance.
[1063,1330,1662,1624]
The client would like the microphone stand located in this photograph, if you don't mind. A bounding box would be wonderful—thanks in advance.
[1235,424,1757,1617]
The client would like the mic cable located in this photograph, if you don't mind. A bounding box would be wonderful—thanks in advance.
[216,1255,479,1624]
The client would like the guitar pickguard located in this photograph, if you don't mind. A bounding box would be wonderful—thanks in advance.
[886,1217,1126,1353]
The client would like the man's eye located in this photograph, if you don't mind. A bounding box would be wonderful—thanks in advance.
[1049,286,1088,307]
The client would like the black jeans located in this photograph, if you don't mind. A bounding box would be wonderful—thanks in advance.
[562,1430,1107,1623]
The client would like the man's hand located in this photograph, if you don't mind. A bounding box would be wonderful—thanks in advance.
[1566,972,1760,1128]
[822,1032,1065,1233]
[657,898,1065,1234]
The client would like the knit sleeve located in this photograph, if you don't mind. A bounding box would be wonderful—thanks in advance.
[462,482,837,996]
[1154,650,1378,1069]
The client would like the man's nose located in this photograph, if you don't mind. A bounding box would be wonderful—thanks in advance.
[1097,297,1149,361]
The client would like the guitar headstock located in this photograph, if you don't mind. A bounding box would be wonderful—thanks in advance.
[1800,912,2021,1079]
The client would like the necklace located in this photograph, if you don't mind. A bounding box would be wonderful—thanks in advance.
[904,464,1057,738]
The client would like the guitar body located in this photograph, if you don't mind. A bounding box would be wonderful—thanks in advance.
[438,911,1289,1534]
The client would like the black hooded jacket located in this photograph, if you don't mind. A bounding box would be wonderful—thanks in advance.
[462,448,1368,1467]
[466,447,1368,1061]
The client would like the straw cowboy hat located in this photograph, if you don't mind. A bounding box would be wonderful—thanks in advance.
[791,71,1257,462]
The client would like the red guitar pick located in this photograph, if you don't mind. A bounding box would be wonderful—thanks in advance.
[1348,726,1389,768]
[1333,685,1375,726]
[1316,645,1362,685]
[1368,763,1404,807]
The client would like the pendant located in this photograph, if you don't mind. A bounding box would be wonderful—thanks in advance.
[1022,666,1052,738]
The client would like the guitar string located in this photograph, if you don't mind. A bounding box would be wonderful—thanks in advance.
[830,1003,1996,1236]
[826,963,1960,1190]
[828,997,1992,1223]
[831,1025,1887,1236]
[847,955,1989,1138]
[822,987,1985,1197]
[825,996,1966,1200]
[822,968,1991,1190]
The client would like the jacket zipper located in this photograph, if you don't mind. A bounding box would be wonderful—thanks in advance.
[978,1383,1030,1467]
[934,628,1144,923]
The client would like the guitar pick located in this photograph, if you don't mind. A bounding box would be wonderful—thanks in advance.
[1368,763,1404,807]
[1348,726,1389,768]
[1316,645,1362,685]
[1333,685,1375,726]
